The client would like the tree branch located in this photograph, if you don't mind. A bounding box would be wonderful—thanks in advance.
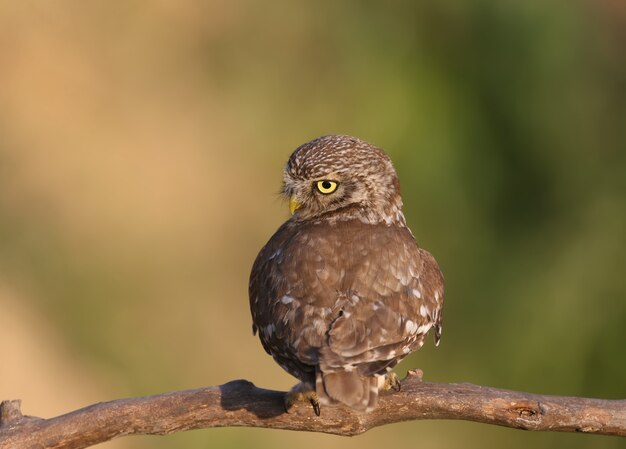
[1,370,624,449]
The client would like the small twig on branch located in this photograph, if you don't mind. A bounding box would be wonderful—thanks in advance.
[1,371,625,449]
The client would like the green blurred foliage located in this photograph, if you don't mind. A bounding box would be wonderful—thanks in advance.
[0,1,624,448]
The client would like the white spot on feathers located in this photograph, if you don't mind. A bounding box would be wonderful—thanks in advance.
[263,323,275,337]
[313,319,326,334]
[405,320,418,334]
[416,323,433,335]
[269,249,282,260]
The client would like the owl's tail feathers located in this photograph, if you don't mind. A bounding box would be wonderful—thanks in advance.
[316,370,378,412]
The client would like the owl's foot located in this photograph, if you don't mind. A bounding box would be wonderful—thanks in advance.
[284,382,321,416]
[380,372,401,392]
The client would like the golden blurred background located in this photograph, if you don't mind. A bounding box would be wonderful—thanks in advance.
[1,1,624,448]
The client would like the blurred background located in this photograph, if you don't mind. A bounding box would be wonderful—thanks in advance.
[1,1,624,448]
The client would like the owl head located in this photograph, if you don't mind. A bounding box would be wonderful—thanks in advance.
[282,135,405,225]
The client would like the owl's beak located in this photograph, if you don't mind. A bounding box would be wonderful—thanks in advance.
[289,195,301,215]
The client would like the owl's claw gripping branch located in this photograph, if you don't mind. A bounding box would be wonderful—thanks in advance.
[284,383,321,416]
[382,372,402,392]
[311,398,321,416]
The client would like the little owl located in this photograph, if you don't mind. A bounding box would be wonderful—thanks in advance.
[249,135,444,414]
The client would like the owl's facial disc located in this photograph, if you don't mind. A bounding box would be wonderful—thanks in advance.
[282,135,406,224]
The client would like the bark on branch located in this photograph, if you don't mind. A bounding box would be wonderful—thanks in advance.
[1,370,624,449]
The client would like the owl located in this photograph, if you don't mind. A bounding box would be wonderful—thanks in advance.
[249,135,443,414]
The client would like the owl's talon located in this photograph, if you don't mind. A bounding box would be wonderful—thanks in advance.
[311,397,321,416]
[381,372,401,392]
[284,383,320,416]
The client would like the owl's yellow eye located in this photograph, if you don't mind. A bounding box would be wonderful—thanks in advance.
[316,180,339,194]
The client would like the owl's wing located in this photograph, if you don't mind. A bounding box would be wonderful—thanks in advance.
[249,220,343,379]
[319,226,444,374]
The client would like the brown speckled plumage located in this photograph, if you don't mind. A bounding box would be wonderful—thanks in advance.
[249,135,444,411]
